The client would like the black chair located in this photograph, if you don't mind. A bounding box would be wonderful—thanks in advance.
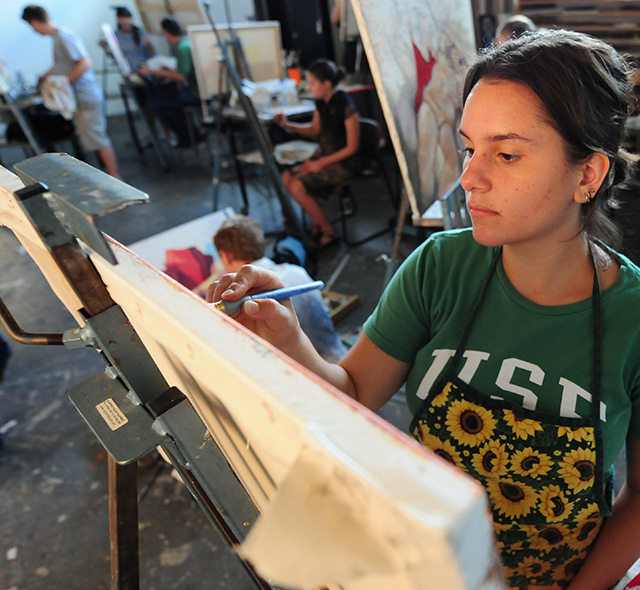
[328,117,399,247]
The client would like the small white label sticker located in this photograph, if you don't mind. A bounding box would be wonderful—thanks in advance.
[96,398,128,431]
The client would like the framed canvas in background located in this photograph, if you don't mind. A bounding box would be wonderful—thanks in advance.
[351,0,476,219]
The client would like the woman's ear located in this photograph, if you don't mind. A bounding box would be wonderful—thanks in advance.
[574,151,610,204]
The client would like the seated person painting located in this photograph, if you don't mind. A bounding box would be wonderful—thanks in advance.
[210,30,640,590]
[114,6,155,70]
[274,59,359,248]
[138,17,204,148]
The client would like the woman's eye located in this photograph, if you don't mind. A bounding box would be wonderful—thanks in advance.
[461,147,474,157]
[500,152,518,162]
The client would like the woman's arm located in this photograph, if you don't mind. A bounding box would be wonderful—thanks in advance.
[303,113,359,173]
[143,36,156,58]
[138,66,185,84]
[275,110,321,137]
[206,264,409,411]
[565,435,640,590]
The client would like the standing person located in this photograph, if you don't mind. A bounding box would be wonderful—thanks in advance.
[213,215,346,362]
[274,59,359,248]
[114,6,155,71]
[21,5,120,178]
[138,17,203,148]
[495,14,537,44]
[209,30,640,589]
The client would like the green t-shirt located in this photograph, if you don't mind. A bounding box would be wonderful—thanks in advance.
[175,37,199,97]
[364,229,640,470]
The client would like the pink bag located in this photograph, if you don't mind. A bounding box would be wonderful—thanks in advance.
[163,247,213,290]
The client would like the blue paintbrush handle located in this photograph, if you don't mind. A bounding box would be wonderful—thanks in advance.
[213,280,325,315]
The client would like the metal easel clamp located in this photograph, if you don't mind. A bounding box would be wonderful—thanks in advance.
[13,153,149,265]
[68,369,167,465]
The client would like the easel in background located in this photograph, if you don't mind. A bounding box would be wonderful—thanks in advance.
[0,54,43,158]
[202,1,306,241]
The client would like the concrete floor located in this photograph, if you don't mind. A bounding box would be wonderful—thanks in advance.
[0,112,415,590]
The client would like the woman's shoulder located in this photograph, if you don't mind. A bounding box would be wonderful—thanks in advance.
[418,227,483,257]
[332,89,357,110]
[607,248,640,296]
[405,228,492,277]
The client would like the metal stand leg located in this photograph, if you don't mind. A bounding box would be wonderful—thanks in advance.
[227,123,250,214]
[109,456,140,590]
[120,85,143,155]
[121,82,170,171]
[109,457,140,590]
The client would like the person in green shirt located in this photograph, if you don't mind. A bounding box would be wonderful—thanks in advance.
[207,30,640,589]
[138,16,203,148]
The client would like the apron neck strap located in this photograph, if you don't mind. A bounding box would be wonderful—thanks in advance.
[589,240,603,419]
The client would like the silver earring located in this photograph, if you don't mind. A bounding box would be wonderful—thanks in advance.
[586,188,595,202]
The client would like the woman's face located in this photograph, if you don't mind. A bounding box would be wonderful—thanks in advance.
[117,16,132,32]
[306,73,333,101]
[459,78,585,250]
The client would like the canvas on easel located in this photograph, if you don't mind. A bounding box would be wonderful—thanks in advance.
[188,21,284,101]
[134,0,206,36]
[350,0,476,219]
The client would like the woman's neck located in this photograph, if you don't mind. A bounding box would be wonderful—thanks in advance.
[322,88,335,103]
[501,235,618,305]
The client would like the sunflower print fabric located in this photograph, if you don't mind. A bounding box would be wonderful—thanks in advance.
[411,380,607,590]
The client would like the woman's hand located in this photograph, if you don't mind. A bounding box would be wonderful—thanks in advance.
[206,264,303,352]
[273,112,288,127]
[300,158,325,174]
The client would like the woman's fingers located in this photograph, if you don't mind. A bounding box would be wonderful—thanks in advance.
[206,265,285,304]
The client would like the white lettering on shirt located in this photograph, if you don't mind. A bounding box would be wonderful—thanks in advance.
[416,349,489,399]
[495,358,543,411]
[415,348,607,421]
[559,377,607,422]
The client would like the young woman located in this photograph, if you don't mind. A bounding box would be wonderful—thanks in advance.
[274,59,359,248]
[208,30,640,589]
[114,7,155,71]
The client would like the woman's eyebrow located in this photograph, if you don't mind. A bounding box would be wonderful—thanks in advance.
[458,128,535,143]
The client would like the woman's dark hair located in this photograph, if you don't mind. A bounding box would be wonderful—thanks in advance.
[116,7,141,46]
[160,17,183,37]
[463,29,637,249]
[306,59,346,87]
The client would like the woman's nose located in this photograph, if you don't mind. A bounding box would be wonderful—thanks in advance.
[460,152,489,193]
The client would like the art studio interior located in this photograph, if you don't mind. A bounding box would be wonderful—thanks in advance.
[2,0,640,589]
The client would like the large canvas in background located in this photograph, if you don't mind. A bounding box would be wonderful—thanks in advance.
[351,0,476,218]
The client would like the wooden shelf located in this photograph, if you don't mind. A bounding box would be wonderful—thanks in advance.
[514,1,640,59]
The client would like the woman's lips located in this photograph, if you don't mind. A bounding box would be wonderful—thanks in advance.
[468,204,499,218]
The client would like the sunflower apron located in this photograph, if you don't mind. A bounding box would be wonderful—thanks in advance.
[409,247,612,590]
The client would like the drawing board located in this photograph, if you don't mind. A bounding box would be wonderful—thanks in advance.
[188,22,284,100]
[101,23,132,77]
